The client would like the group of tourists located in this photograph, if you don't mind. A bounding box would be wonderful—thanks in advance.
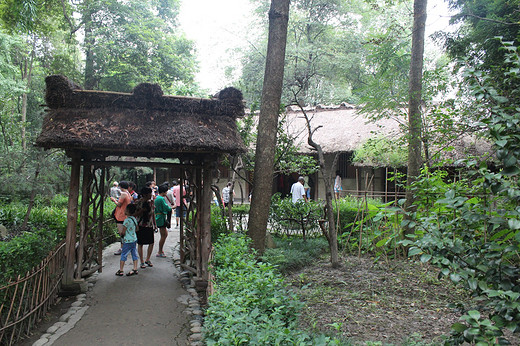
[110,179,187,277]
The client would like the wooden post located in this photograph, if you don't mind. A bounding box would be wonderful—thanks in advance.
[385,167,388,203]
[98,166,106,272]
[201,162,212,281]
[61,152,84,294]
[195,167,203,278]
[179,168,185,263]
[76,165,91,279]
[355,168,359,197]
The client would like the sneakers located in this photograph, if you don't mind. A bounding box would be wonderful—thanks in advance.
[114,248,122,255]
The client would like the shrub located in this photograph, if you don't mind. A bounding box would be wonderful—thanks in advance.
[0,228,59,285]
[262,236,329,273]
[210,205,229,242]
[334,196,403,258]
[269,193,324,239]
[204,233,341,345]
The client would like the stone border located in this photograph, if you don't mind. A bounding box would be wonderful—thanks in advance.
[31,272,98,346]
[31,255,204,345]
[174,259,204,346]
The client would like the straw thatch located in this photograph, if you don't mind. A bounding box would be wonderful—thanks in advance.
[283,106,493,164]
[37,75,246,157]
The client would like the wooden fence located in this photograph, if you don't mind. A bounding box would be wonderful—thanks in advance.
[0,240,66,345]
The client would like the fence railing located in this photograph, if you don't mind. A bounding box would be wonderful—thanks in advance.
[0,240,66,345]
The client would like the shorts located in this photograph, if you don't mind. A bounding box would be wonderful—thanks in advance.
[137,227,155,245]
[175,206,186,218]
[120,242,138,262]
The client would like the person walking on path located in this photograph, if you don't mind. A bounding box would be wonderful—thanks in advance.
[334,170,342,199]
[172,180,186,228]
[164,182,175,229]
[109,181,120,199]
[290,176,308,204]
[136,187,155,269]
[110,180,131,255]
[221,182,234,207]
[155,184,171,258]
[115,204,139,276]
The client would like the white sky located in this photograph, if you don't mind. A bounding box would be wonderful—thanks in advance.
[179,0,455,93]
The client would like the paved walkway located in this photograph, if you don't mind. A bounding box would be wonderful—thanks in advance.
[35,228,193,346]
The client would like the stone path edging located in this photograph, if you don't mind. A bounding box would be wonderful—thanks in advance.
[31,251,205,345]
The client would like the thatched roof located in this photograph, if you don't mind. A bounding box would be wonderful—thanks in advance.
[36,75,246,158]
[283,105,493,165]
[284,105,402,154]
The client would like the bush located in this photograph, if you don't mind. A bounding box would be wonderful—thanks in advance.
[0,197,118,285]
[210,205,230,242]
[269,193,323,238]
[0,228,59,286]
[204,233,341,345]
[262,236,329,273]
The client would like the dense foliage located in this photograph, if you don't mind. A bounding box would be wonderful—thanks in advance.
[203,233,340,345]
[402,41,520,344]
[269,193,323,239]
[0,0,200,200]
[0,195,117,286]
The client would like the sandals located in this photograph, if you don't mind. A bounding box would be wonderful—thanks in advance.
[115,270,124,276]
[156,253,166,258]
[140,263,147,269]
[126,269,138,276]
[145,261,153,267]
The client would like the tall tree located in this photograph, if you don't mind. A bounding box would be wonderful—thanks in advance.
[0,0,65,150]
[445,0,520,102]
[69,0,197,92]
[248,0,290,254]
[404,0,427,233]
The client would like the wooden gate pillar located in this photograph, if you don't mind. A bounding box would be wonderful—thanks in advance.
[201,161,212,280]
[61,152,85,295]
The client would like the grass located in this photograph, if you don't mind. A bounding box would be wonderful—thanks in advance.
[261,235,329,273]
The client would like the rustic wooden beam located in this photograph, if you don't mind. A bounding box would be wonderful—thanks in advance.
[75,160,204,169]
[196,167,202,278]
[201,160,212,281]
[62,152,81,291]
[76,165,91,279]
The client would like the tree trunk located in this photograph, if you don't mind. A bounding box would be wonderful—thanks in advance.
[299,108,339,267]
[83,2,96,89]
[20,37,36,151]
[404,0,427,236]
[247,0,290,254]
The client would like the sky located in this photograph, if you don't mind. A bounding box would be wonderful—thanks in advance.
[179,0,455,94]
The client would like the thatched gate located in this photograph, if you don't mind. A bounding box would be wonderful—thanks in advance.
[36,75,245,294]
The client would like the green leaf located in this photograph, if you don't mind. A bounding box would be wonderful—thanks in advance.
[468,279,478,290]
[420,254,431,263]
[508,219,520,230]
[408,247,422,256]
[450,273,461,283]
[468,310,481,320]
[451,322,468,332]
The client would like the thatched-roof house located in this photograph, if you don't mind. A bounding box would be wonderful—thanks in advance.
[37,75,245,296]
[272,104,493,201]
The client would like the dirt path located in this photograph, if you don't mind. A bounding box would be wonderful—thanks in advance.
[287,256,470,345]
